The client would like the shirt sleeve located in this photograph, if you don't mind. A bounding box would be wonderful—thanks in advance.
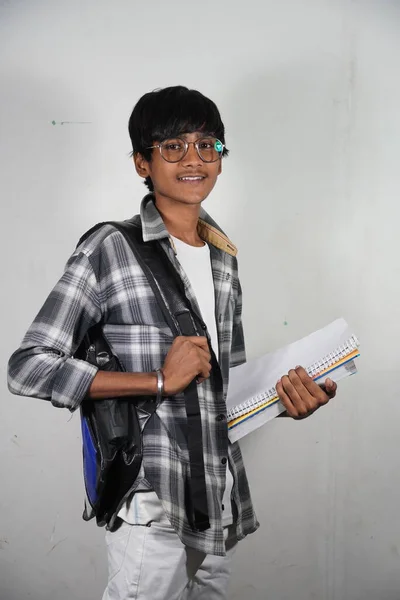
[7,251,102,411]
[230,273,247,369]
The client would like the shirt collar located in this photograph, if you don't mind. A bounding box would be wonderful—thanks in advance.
[140,193,237,257]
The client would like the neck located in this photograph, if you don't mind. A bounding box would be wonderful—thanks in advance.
[154,194,204,246]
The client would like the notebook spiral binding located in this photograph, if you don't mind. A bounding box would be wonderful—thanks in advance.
[227,334,360,421]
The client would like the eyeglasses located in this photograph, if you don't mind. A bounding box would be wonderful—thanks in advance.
[147,137,225,163]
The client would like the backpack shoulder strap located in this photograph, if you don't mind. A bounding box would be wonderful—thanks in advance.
[76,221,112,248]
[116,221,196,335]
[76,220,197,337]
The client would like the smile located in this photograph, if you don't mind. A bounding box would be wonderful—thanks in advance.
[177,176,206,182]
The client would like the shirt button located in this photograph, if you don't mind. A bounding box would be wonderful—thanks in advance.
[216,414,225,422]
[221,457,227,465]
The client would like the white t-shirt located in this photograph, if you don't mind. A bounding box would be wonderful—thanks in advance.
[171,235,234,527]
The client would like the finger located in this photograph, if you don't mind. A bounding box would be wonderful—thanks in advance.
[294,367,329,406]
[287,369,319,410]
[276,379,302,418]
[196,346,212,362]
[197,360,212,380]
[184,338,211,363]
[280,375,310,417]
[175,336,207,354]
[187,336,210,350]
[324,378,337,398]
[181,339,210,364]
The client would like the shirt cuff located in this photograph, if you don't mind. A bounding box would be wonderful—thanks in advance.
[51,357,99,412]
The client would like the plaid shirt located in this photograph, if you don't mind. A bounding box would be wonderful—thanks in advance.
[8,194,259,556]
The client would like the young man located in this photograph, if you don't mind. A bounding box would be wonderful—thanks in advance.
[8,86,337,600]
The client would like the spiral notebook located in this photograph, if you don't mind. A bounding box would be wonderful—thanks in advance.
[227,318,360,443]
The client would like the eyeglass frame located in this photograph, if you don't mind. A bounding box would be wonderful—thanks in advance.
[147,136,225,163]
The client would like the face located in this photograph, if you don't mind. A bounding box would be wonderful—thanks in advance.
[134,132,222,207]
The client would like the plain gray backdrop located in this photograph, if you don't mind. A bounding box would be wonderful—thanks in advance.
[1,1,399,598]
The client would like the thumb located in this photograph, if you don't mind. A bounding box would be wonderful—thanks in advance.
[324,378,337,396]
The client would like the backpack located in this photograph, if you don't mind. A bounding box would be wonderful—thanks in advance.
[75,218,211,532]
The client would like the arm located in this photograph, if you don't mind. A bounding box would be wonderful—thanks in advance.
[7,251,104,411]
[87,335,212,399]
[88,371,158,399]
[8,249,212,408]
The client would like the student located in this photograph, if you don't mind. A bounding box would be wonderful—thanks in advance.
[7,85,337,600]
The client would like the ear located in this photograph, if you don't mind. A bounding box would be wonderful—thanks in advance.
[133,152,151,179]
[217,159,223,176]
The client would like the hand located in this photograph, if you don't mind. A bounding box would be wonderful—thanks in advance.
[162,336,211,396]
[276,366,337,419]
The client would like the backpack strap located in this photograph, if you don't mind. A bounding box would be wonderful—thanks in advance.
[78,220,210,532]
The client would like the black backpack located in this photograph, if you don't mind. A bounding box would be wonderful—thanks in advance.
[76,218,212,532]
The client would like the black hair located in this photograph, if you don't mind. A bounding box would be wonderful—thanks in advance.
[128,86,229,191]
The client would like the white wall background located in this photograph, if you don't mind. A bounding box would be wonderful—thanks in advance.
[1,0,400,598]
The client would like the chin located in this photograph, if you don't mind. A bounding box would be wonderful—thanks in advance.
[179,194,208,205]
[154,180,217,206]
[161,189,212,206]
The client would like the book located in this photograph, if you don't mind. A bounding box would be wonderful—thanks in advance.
[226,318,360,443]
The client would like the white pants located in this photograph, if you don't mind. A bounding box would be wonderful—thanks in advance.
[102,493,237,600]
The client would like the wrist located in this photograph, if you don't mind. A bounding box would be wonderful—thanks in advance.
[136,372,159,396]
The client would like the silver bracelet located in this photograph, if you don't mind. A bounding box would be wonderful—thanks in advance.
[155,368,164,403]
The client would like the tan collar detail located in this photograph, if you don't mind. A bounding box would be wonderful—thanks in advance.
[197,218,237,257]
[169,236,177,254]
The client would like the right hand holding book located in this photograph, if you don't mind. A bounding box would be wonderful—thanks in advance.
[226,318,360,442]
[275,365,337,419]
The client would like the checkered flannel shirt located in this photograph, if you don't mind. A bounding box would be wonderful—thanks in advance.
[8,194,259,556]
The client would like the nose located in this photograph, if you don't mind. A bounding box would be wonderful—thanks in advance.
[181,142,202,167]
